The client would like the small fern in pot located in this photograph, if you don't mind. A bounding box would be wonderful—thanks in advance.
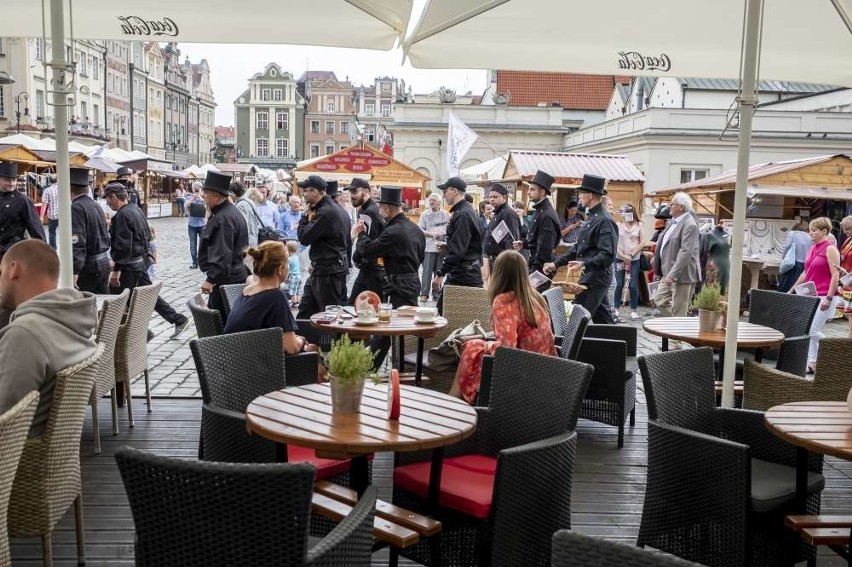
[327,336,375,413]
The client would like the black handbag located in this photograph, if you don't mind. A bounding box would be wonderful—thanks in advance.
[639,253,651,272]
[188,201,206,218]
[245,200,281,243]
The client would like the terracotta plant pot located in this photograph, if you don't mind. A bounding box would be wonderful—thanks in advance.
[329,375,366,413]
[698,309,721,332]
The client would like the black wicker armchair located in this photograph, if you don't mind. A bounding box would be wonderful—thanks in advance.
[115,446,375,567]
[393,347,594,567]
[186,294,224,338]
[552,531,705,567]
[218,283,247,317]
[561,303,590,361]
[543,286,569,347]
[637,347,825,567]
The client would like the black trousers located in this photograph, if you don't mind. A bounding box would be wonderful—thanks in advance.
[436,268,483,315]
[348,268,386,305]
[574,281,617,324]
[111,269,184,325]
[77,260,110,294]
[297,272,348,318]
[370,274,420,369]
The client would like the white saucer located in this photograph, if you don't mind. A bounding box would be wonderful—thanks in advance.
[354,319,379,326]
[414,318,437,324]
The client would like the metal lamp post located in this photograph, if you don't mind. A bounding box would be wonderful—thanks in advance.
[14,91,29,134]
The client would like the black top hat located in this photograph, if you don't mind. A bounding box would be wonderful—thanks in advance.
[116,166,134,177]
[325,180,339,198]
[654,204,672,220]
[529,170,555,193]
[577,174,606,196]
[378,186,403,207]
[69,167,90,187]
[0,161,18,179]
[436,176,466,192]
[488,183,508,196]
[202,171,232,195]
[345,178,371,191]
[297,175,327,191]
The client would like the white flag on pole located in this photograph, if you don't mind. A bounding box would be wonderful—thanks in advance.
[446,112,477,177]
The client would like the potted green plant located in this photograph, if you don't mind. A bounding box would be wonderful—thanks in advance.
[692,283,722,332]
[327,335,375,413]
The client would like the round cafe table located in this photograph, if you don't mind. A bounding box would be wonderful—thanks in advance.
[245,382,477,495]
[310,311,448,386]
[643,317,784,377]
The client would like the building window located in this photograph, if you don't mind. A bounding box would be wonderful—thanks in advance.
[34,38,43,61]
[276,138,289,157]
[35,90,45,119]
[92,57,99,80]
[381,104,391,117]
[340,121,349,134]
[80,101,87,121]
[261,88,271,101]
[79,52,87,76]
[365,103,375,115]
[326,99,335,112]
[93,104,99,125]
[310,143,320,158]
[366,127,375,142]
[310,120,320,134]
[680,169,709,184]
[273,89,282,101]
[256,138,268,156]
[0,87,5,118]
[325,121,334,134]
[276,112,288,130]
[325,144,335,155]
[256,112,268,129]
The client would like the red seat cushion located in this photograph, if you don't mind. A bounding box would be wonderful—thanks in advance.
[288,445,351,480]
[394,454,497,519]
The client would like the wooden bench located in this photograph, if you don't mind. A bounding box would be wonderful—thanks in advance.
[312,480,441,550]
[785,515,852,547]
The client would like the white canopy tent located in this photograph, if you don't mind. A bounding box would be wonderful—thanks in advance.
[0,0,412,296]
[404,0,852,406]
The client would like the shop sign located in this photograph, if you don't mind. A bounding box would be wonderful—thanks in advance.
[347,149,373,158]
[315,162,339,172]
[346,163,370,173]
[331,155,353,164]
[366,157,391,167]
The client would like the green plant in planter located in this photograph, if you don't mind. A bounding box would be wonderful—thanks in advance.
[327,335,376,387]
[692,283,722,311]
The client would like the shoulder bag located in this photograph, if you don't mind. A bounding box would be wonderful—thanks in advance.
[427,320,493,372]
[779,242,796,273]
[246,201,281,244]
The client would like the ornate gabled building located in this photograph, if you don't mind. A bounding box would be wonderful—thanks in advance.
[162,42,190,168]
[191,59,216,165]
[299,71,355,159]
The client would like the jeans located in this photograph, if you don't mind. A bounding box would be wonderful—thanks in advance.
[188,224,203,265]
[614,259,640,310]
[420,251,444,297]
[176,198,185,217]
[47,218,59,250]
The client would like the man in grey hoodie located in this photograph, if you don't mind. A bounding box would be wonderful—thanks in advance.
[0,240,97,436]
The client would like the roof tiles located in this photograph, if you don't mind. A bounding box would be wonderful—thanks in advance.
[496,71,628,110]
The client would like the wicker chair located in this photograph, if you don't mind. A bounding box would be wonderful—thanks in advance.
[0,391,39,567]
[560,303,590,361]
[576,331,637,448]
[551,531,704,567]
[218,283,247,317]
[186,294,224,338]
[737,289,819,366]
[393,347,594,567]
[743,337,852,412]
[404,284,492,393]
[637,347,824,567]
[543,286,569,346]
[114,446,376,567]
[115,282,161,426]
[8,346,104,567]
[296,318,337,352]
[89,289,128,454]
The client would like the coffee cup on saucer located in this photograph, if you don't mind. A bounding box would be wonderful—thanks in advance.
[414,306,438,323]
[357,309,377,323]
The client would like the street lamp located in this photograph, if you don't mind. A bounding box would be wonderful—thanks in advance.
[166,132,181,169]
[113,115,127,148]
[14,92,29,134]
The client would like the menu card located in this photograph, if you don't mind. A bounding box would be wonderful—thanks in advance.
[793,281,817,297]
[529,270,551,288]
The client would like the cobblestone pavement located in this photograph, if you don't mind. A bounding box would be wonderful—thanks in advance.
[139,215,849,398]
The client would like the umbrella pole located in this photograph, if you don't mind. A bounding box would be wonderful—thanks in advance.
[721,0,763,407]
[50,0,73,289]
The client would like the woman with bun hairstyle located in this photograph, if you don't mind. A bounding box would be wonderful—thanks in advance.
[224,240,315,356]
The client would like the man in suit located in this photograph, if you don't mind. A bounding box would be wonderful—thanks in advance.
[653,191,701,319]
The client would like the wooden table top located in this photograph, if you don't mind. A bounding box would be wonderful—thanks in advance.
[765,401,852,462]
[245,382,477,459]
[642,317,785,348]
[310,312,448,338]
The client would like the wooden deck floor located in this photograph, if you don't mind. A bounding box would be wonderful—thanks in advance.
[9,390,852,566]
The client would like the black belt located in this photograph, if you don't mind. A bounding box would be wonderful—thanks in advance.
[116,256,145,269]
[85,251,109,263]
[387,272,418,278]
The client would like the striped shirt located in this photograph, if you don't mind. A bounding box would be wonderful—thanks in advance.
[42,184,60,220]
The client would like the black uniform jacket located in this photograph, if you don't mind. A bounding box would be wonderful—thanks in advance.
[0,190,46,253]
[356,212,425,275]
[554,202,617,286]
[483,201,522,258]
[352,198,384,270]
[524,197,560,273]
[109,202,150,271]
[199,199,249,285]
[71,194,110,274]
[436,199,482,277]
[298,195,350,275]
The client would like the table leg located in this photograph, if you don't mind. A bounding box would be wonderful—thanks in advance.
[754,347,764,364]
[350,455,370,497]
[415,337,425,387]
[427,447,444,514]
[795,447,809,512]
[662,337,668,352]
[397,336,405,373]
[275,443,288,463]
[717,347,725,380]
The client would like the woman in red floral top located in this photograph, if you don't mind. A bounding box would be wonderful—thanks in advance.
[449,250,557,404]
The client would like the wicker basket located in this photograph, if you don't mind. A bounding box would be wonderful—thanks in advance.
[553,266,586,299]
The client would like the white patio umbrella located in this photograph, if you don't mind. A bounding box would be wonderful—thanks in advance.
[404,0,852,406]
[0,0,413,294]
